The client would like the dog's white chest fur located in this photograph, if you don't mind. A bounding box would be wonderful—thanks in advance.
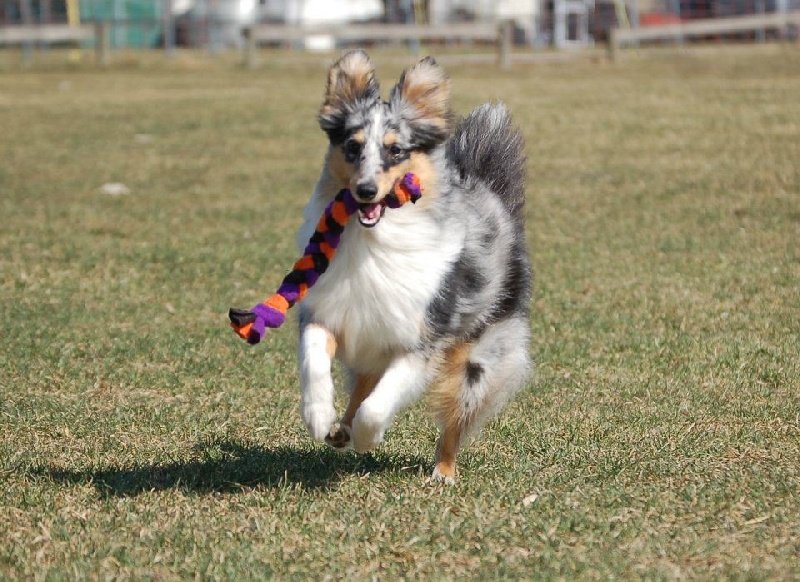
[297,196,460,373]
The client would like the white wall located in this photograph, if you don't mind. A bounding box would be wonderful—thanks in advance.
[264,0,383,25]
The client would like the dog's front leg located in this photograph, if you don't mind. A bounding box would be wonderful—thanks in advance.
[298,322,338,441]
[351,351,429,453]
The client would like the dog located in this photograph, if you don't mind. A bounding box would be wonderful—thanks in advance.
[294,50,531,483]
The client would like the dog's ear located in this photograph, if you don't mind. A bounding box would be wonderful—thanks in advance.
[390,56,452,150]
[319,50,380,143]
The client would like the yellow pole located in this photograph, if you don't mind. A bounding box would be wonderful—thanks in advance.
[66,0,81,63]
[414,0,426,25]
[615,0,630,30]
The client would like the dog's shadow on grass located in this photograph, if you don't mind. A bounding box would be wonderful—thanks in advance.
[36,440,427,497]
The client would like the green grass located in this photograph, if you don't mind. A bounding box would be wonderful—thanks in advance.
[1,45,799,579]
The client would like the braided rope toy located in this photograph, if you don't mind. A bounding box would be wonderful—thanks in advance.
[229,172,423,345]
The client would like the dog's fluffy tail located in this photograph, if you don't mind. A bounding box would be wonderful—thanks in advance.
[446,102,526,219]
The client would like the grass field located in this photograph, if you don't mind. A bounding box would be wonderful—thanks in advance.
[1,44,799,579]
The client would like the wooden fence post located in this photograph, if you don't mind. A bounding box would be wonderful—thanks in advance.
[497,19,512,69]
[790,12,800,44]
[95,22,110,66]
[243,26,257,69]
[21,0,34,65]
[607,27,619,62]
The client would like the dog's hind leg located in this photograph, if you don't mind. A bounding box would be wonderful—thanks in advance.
[299,322,339,441]
[430,342,472,483]
[430,317,530,484]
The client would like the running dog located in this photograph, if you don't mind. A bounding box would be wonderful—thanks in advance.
[295,50,531,483]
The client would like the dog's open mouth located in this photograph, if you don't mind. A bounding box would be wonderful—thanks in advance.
[357,202,386,228]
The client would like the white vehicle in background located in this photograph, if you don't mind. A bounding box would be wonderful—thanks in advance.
[262,0,385,50]
[262,0,383,25]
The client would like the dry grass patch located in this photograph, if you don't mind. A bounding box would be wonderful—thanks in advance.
[1,45,799,579]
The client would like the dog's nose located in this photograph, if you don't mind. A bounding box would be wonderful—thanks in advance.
[355,183,378,201]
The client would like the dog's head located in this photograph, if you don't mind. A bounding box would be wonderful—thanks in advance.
[319,50,452,227]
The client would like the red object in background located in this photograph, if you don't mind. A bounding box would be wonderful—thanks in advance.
[640,13,686,26]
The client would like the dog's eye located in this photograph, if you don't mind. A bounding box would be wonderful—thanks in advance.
[388,144,405,160]
[343,140,362,161]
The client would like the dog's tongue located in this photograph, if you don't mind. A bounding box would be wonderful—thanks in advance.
[361,203,382,221]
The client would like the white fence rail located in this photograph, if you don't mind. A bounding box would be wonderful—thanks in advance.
[608,12,800,60]
[0,23,111,65]
[242,21,514,68]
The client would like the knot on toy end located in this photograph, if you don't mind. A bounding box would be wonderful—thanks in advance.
[229,295,289,345]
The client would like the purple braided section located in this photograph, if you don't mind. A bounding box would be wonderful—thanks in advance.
[385,173,423,208]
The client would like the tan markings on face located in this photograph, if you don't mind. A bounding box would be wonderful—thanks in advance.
[406,151,438,207]
[367,149,438,202]
[333,131,365,193]
[326,146,355,192]
[383,132,397,147]
[375,159,412,199]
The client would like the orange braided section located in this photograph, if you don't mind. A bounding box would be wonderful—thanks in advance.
[392,173,422,204]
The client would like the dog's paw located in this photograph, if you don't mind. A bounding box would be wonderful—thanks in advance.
[302,402,338,442]
[324,423,352,450]
[428,465,456,485]
[350,403,388,453]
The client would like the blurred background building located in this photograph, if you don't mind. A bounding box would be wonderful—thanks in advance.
[2,0,798,50]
